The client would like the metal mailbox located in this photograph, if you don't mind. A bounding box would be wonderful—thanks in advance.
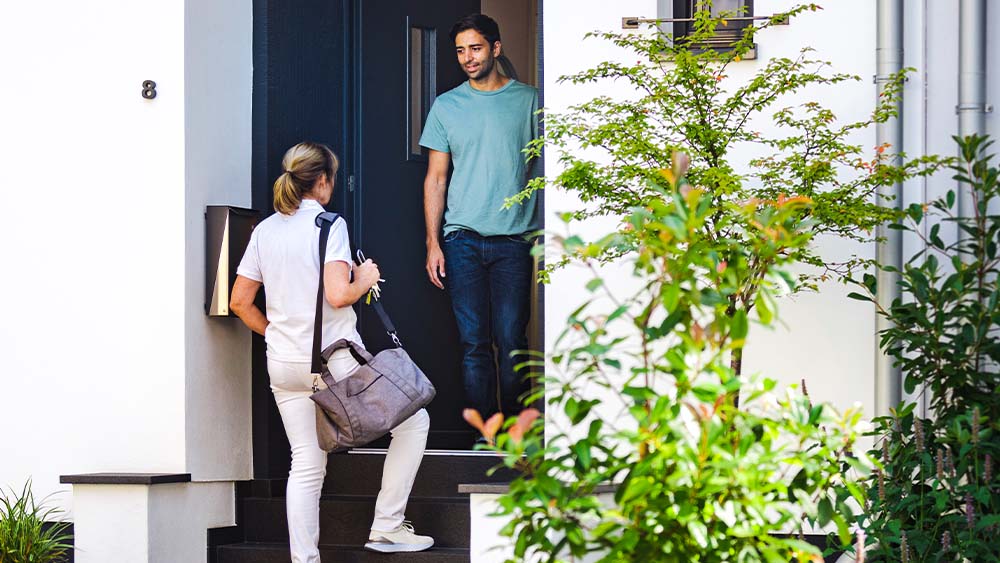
[205,206,261,316]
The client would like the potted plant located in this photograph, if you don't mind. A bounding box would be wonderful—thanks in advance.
[0,480,73,563]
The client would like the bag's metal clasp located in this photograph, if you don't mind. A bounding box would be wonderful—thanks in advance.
[312,373,320,393]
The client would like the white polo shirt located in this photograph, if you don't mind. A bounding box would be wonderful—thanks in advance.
[236,199,363,363]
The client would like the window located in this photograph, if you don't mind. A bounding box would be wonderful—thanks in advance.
[658,0,755,52]
[407,21,437,161]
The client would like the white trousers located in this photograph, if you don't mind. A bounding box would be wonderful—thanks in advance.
[267,356,430,563]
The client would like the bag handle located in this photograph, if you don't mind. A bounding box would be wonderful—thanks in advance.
[321,338,376,365]
[312,212,404,375]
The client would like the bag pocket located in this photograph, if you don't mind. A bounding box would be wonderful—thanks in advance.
[346,373,386,397]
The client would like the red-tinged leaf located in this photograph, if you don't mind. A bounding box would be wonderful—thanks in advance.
[463,408,485,434]
[483,413,504,442]
[508,425,525,444]
[517,408,542,430]
[507,408,541,445]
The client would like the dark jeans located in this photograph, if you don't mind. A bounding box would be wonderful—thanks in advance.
[443,229,533,418]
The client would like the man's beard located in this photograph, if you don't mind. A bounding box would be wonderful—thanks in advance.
[465,55,495,80]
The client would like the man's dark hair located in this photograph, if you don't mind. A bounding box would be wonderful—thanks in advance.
[449,14,501,46]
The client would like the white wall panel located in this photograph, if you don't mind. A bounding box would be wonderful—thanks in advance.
[0,0,187,516]
[0,0,255,516]
[183,0,254,482]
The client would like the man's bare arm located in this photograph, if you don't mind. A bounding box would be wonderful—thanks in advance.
[424,149,450,289]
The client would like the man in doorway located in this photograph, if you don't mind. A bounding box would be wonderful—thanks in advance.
[419,13,539,426]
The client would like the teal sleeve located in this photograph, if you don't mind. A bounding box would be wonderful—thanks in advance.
[532,89,539,139]
[528,89,542,179]
[418,103,450,153]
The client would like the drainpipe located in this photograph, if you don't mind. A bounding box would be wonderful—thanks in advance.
[957,0,987,224]
[874,0,903,417]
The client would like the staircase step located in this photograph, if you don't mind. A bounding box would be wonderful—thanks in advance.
[244,495,469,548]
[216,542,469,563]
[323,452,517,497]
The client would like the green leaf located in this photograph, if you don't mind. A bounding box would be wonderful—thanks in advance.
[817,497,834,526]
[573,441,593,470]
[692,382,724,402]
[730,309,749,340]
[688,521,709,548]
[845,455,872,477]
[606,305,630,323]
[755,292,773,324]
[564,235,585,251]
[619,476,654,504]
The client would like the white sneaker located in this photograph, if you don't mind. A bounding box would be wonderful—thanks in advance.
[364,521,435,553]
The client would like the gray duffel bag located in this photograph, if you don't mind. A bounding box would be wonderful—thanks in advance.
[308,212,436,452]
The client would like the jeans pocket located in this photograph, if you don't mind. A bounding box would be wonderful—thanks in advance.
[443,230,463,243]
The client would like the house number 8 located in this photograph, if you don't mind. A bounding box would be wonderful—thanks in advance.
[142,80,157,100]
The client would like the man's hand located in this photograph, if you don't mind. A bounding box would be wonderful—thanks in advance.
[426,244,446,289]
[423,149,450,290]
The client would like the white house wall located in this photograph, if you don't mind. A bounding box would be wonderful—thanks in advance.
[902,1,1000,260]
[183,0,253,482]
[0,0,253,516]
[0,0,187,516]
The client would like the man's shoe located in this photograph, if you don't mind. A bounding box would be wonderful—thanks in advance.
[364,521,434,553]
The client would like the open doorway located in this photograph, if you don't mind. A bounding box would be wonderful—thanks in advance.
[482,0,545,396]
[250,1,545,471]
[351,0,545,449]
[484,0,539,88]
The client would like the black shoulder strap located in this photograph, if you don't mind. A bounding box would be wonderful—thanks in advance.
[312,212,341,374]
[311,212,403,374]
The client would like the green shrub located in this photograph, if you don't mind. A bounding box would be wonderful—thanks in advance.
[848,135,1000,562]
[0,481,72,563]
[469,159,870,562]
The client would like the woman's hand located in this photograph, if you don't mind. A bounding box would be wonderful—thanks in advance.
[355,259,381,289]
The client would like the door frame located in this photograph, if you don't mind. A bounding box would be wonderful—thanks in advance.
[249,0,546,478]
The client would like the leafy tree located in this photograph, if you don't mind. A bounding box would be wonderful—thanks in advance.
[510,2,941,378]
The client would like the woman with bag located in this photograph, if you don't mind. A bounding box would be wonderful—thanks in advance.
[230,141,434,562]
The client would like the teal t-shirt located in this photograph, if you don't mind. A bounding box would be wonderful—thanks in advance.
[419,79,540,237]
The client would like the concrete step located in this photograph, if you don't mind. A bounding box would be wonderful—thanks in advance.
[216,542,469,563]
[243,495,470,548]
[322,451,518,498]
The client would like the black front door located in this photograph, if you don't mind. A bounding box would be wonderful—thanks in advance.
[252,0,481,476]
[252,0,355,478]
[350,0,480,449]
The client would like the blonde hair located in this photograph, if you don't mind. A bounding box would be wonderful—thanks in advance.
[273,142,339,215]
